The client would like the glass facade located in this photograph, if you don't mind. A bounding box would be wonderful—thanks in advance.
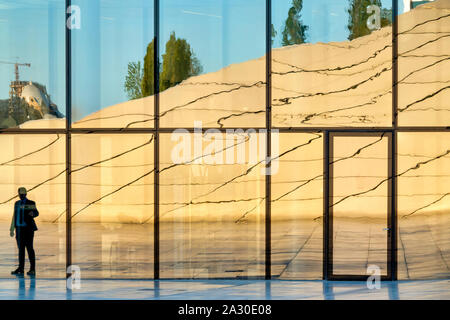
[0,0,448,280]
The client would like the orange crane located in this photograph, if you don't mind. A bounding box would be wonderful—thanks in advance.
[0,60,31,82]
[0,60,31,115]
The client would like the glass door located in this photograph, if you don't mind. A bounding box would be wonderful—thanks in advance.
[326,132,394,280]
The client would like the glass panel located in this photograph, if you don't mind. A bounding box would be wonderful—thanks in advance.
[159,0,266,128]
[0,0,65,129]
[397,0,450,126]
[398,132,450,279]
[271,133,323,279]
[0,134,65,277]
[71,0,154,128]
[72,134,154,278]
[160,131,265,278]
[331,134,389,276]
[272,0,393,127]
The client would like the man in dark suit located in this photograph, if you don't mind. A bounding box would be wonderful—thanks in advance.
[10,187,39,276]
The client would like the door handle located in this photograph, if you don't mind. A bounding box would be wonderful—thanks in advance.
[383,228,390,231]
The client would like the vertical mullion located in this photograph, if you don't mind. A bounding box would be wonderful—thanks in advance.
[153,0,160,280]
[65,0,72,278]
[265,0,272,280]
[391,0,398,281]
[323,131,329,280]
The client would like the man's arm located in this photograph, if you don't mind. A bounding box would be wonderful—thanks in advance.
[10,203,15,237]
[28,201,39,218]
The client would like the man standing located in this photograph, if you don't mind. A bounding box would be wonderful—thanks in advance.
[10,187,39,276]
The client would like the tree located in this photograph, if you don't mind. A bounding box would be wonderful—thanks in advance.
[141,39,155,97]
[281,0,308,46]
[347,0,392,41]
[160,32,202,91]
[271,24,277,46]
[138,33,203,98]
[124,61,143,100]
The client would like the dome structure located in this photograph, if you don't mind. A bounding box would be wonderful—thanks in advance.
[20,81,50,113]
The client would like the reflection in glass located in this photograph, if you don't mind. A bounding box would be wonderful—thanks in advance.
[0,0,65,129]
[0,134,65,277]
[71,0,154,128]
[271,133,323,279]
[398,132,450,279]
[331,134,389,276]
[271,0,393,127]
[72,134,154,278]
[160,131,265,278]
[397,0,450,126]
[159,0,266,128]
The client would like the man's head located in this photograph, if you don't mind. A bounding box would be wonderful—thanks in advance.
[18,187,27,200]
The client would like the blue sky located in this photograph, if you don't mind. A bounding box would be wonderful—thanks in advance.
[0,0,400,121]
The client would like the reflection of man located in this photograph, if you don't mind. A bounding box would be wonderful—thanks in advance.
[10,187,39,276]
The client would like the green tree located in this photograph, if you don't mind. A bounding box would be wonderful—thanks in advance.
[281,0,308,46]
[141,39,155,97]
[271,24,277,46]
[347,0,392,41]
[138,33,203,98]
[124,61,143,100]
[160,32,202,91]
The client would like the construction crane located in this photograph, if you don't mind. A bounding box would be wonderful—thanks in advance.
[0,60,31,115]
[0,60,31,82]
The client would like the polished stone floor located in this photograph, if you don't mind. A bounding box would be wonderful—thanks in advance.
[0,279,448,300]
[0,215,448,279]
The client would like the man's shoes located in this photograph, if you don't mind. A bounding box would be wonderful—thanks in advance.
[11,268,24,275]
[27,270,35,276]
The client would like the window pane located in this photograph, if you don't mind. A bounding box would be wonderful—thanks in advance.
[71,0,154,128]
[0,134,65,277]
[0,0,65,129]
[272,0,393,127]
[271,133,323,279]
[398,132,450,279]
[159,0,266,128]
[397,1,450,126]
[72,134,154,278]
[331,134,389,276]
[160,131,265,278]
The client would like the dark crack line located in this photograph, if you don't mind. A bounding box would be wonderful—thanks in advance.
[331,133,386,165]
[425,219,450,271]
[74,113,154,125]
[297,91,391,124]
[399,13,450,35]
[278,224,319,277]
[272,43,391,76]
[398,85,450,112]
[217,110,265,128]
[401,193,449,219]
[0,169,67,205]
[125,81,265,128]
[398,226,411,279]
[274,66,391,106]
[71,168,156,219]
[0,134,61,166]
[399,34,450,56]
[71,135,154,174]
[331,149,450,208]
[234,198,266,224]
